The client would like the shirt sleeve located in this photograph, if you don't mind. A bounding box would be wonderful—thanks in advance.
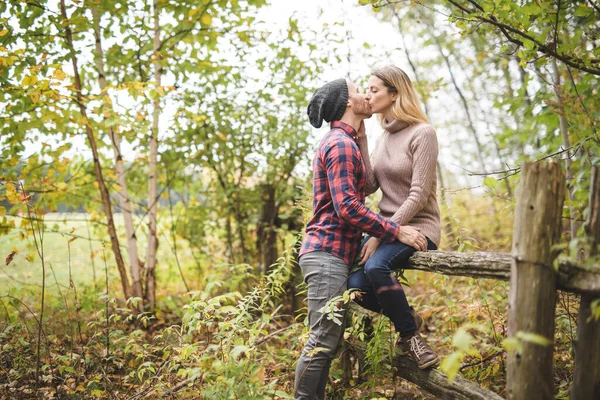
[390,126,438,226]
[356,136,379,196]
[324,138,399,243]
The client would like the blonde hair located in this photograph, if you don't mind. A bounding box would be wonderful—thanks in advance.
[372,65,429,125]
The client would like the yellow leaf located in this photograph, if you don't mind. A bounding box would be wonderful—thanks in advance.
[25,253,35,262]
[29,91,40,104]
[189,7,199,17]
[53,69,66,80]
[0,206,5,216]
[201,14,212,26]
[6,183,18,204]
[0,29,8,37]
[56,182,68,192]
[253,366,265,381]
[22,75,31,86]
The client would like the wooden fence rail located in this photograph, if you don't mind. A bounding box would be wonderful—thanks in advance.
[405,251,600,295]
[344,162,600,399]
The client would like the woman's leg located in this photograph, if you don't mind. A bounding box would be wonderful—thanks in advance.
[349,237,436,337]
[350,237,440,369]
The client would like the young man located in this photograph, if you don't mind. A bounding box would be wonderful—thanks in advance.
[294,78,427,399]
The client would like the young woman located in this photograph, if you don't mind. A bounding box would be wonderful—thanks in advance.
[348,65,441,369]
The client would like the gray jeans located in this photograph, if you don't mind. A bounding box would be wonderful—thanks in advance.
[294,251,349,400]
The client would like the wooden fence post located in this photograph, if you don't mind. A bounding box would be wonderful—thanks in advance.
[571,165,600,399]
[507,161,565,400]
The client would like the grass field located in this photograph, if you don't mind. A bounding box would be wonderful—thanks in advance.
[0,213,201,300]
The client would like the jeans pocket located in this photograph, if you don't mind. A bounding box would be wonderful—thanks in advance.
[301,254,328,301]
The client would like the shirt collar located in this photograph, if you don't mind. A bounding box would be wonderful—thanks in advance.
[330,121,358,140]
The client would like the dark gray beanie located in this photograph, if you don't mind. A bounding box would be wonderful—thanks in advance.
[307,78,348,128]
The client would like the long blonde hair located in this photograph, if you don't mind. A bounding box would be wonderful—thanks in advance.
[372,65,429,125]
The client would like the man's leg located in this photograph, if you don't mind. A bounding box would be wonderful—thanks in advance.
[295,252,349,400]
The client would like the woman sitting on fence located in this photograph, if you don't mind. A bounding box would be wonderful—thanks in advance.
[348,65,441,369]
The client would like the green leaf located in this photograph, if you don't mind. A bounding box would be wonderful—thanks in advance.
[522,39,535,50]
[574,5,592,17]
[591,299,600,321]
[452,328,473,352]
[231,345,250,360]
[483,176,498,190]
[502,337,523,354]
[306,347,328,357]
[440,351,463,384]
[516,331,552,346]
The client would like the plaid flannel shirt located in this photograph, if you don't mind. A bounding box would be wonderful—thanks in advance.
[299,121,400,266]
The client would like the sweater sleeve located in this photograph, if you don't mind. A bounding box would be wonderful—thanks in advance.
[389,126,438,226]
[356,136,379,196]
[324,138,399,243]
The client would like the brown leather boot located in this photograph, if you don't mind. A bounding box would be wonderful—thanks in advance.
[412,309,424,332]
[398,332,440,369]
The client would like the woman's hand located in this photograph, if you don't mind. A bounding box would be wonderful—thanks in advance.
[358,237,381,265]
[357,120,366,139]
[397,225,428,252]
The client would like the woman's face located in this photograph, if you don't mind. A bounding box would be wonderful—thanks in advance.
[366,76,396,114]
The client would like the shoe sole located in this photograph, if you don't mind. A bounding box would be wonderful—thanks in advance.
[418,355,440,370]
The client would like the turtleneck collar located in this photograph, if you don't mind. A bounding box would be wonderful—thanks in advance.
[381,118,409,134]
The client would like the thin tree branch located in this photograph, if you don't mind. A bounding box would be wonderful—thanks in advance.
[444,0,600,75]
[587,0,600,14]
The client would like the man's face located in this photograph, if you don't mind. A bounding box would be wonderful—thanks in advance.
[346,80,373,119]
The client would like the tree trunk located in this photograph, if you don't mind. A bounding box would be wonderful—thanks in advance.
[145,0,161,310]
[506,161,565,400]
[551,59,579,241]
[59,0,131,300]
[91,8,143,301]
[257,183,278,275]
[571,165,600,399]
[225,215,235,264]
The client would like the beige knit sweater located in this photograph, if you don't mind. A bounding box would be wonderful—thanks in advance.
[357,120,441,246]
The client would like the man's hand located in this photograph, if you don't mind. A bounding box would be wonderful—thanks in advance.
[358,237,381,265]
[397,226,427,252]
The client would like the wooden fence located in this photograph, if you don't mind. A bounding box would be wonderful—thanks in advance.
[344,161,600,400]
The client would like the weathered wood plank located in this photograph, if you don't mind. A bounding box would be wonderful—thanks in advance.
[571,165,600,400]
[506,161,564,400]
[405,251,600,295]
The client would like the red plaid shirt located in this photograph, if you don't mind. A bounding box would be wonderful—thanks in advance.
[299,121,400,266]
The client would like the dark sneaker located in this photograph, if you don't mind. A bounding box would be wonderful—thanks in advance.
[399,333,440,369]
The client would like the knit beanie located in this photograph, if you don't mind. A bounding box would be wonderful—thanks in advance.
[307,78,348,128]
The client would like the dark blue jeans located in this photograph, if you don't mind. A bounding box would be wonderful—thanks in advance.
[348,235,437,337]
